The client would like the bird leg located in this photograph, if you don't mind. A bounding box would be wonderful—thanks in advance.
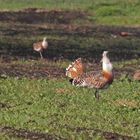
[94,89,100,100]
[39,51,43,59]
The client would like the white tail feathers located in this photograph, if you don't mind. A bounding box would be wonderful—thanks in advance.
[66,58,83,79]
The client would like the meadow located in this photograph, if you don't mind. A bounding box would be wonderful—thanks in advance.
[0,0,140,25]
[0,0,140,139]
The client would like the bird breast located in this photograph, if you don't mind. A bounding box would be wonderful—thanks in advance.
[42,41,48,49]
[72,71,109,89]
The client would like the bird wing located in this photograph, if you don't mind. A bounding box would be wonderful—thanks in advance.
[73,71,108,89]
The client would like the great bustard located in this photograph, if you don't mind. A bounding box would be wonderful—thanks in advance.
[66,51,114,99]
[33,37,48,59]
[133,70,140,81]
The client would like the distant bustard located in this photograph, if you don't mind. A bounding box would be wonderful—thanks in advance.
[66,51,114,99]
[33,37,48,59]
[133,70,140,81]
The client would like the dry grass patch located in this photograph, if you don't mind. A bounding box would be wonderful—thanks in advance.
[113,99,138,108]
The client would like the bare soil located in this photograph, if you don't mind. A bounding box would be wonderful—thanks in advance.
[0,8,88,24]
[1,126,66,140]
[0,61,65,79]
[0,125,136,140]
[69,126,136,140]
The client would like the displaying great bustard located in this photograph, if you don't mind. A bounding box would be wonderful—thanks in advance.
[33,37,48,59]
[66,51,114,99]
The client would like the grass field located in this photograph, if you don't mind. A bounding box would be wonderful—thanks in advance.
[0,0,140,25]
[0,0,140,139]
[0,77,140,139]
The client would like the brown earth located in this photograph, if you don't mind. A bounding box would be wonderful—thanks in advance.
[68,126,136,140]
[0,61,65,79]
[1,126,66,140]
[0,8,88,24]
[0,125,136,140]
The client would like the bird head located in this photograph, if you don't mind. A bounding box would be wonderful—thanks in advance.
[43,37,47,41]
[102,51,108,57]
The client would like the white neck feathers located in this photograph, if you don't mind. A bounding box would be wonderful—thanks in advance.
[42,37,48,48]
[102,51,113,73]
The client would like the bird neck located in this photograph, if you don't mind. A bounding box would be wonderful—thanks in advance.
[42,38,47,48]
[102,56,113,80]
[43,37,46,41]
[42,38,46,44]
[102,70,113,81]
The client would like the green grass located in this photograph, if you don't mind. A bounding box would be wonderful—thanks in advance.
[0,0,140,139]
[0,0,140,25]
[0,77,140,139]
